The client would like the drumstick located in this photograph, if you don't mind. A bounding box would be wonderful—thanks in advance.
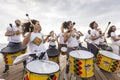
[92,43,102,50]
[25,14,34,27]
[104,22,111,34]
[9,23,12,27]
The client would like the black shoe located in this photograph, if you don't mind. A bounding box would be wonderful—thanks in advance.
[3,69,9,73]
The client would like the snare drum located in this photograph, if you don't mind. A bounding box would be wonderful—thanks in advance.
[1,44,27,65]
[25,60,60,80]
[97,50,120,73]
[69,50,94,78]
[60,47,67,55]
[47,48,60,64]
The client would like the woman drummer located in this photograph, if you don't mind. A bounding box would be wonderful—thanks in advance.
[57,22,67,50]
[3,19,22,73]
[64,21,79,54]
[22,20,49,61]
[63,21,79,74]
[47,30,58,49]
[107,25,120,55]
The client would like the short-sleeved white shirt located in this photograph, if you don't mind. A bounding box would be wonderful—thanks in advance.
[90,29,100,45]
[110,32,120,45]
[85,34,92,43]
[7,25,22,43]
[67,36,79,47]
[57,33,65,44]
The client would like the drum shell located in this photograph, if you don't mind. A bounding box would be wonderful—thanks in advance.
[69,50,94,78]
[97,51,120,73]
[25,71,59,80]
[3,49,27,65]
[47,48,60,64]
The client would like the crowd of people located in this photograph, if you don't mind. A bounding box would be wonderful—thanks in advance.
[3,19,120,75]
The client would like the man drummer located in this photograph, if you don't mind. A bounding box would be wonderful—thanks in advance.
[89,21,104,57]
[3,19,22,73]
[22,19,49,62]
[84,30,92,51]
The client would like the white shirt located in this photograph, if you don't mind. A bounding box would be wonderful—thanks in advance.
[111,32,120,46]
[57,33,65,44]
[48,35,57,46]
[7,25,22,43]
[67,36,79,47]
[85,34,92,43]
[91,29,100,45]
[28,32,48,60]
[99,36,106,43]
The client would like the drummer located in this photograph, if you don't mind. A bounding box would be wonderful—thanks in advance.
[3,19,22,73]
[5,19,22,47]
[107,25,120,55]
[89,21,104,57]
[22,19,49,62]
[57,22,67,50]
[84,30,92,51]
[98,28,108,50]
[47,30,58,49]
[63,21,79,54]
[76,30,84,49]
[63,21,80,75]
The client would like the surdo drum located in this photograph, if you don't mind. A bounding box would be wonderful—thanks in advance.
[25,60,60,80]
[97,50,120,73]
[69,50,94,78]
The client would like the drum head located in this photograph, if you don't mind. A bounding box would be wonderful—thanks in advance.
[61,47,67,52]
[99,50,120,60]
[47,48,59,57]
[13,53,30,65]
[1,44,27,54]
[26,60,60,75]
[69,50,94,59]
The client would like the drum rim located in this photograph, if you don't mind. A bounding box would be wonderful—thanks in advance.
[61,47,67,52]
[47,49,60,57]
[69,50,94,59]
[26,60,60,75]
[1,47,27,54]
[99,50,120,60]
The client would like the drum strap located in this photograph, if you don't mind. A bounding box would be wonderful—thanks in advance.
[39,52,46,60]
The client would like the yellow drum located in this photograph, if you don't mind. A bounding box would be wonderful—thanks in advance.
[97,50,120,73]
[1,44,27,65]
[69,50,94,78]
[60,47,67,55]
[47,48,60,64]
[25,60,60,80]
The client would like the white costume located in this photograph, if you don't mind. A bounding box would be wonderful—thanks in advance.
[110,32,120,55]
[27,32,49,61]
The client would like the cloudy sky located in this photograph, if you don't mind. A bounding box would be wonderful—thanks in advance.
[0,0,120,43]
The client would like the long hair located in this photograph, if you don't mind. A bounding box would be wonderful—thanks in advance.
[22,19,38,34]
[107,25,115,38]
